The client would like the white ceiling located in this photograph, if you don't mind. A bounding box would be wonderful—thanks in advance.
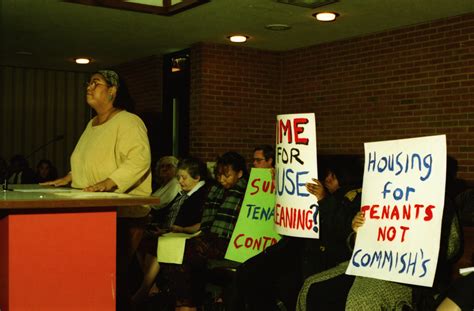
[2,0,474,71]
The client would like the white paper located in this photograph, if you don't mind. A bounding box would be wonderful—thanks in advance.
[157,231,201,264]
[459,267,474,276]
[13,188,79,193]
[53,192,133,198]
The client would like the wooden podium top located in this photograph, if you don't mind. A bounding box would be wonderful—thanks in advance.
[1,184,160,209]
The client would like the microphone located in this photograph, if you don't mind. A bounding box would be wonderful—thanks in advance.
[26,134,65,159]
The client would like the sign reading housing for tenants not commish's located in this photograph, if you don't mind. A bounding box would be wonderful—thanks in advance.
[275,113,319,238]
[346,135,446,287]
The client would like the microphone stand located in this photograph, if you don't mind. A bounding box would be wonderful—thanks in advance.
[2,167,10,192]
[25,135,64,159]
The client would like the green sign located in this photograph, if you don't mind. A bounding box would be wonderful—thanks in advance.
[225,168,281,263]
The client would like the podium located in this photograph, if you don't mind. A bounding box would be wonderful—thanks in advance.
[0,185,159,311]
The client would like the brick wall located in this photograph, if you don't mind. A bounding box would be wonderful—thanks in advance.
[115,55,163,113]
[117,13,474,182]
[189,43,281,163]
[279,13,474,181]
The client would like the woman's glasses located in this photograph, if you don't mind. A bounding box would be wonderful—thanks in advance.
[84,80,108,89]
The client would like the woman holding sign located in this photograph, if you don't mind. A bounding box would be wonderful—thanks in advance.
[235,157,362,311]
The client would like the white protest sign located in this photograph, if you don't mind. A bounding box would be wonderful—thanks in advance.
[346,135,446,287]
[275,113,318,238]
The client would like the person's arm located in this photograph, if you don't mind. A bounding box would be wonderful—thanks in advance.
[39,172,72,187]
[91,115,151,193]
[351,211,365,233]
[171,223,201,234]
[305,178,327,202]
[83,178,117,192]
[346,211,365,251]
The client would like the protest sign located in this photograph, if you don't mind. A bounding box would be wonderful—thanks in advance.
[275,113,318,238]
[346,135,446,287]
[225,168,281,263]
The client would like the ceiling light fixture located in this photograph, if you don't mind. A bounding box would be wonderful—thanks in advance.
[313,12,339,22]
[75,58,90,64]
[228,35,248,43]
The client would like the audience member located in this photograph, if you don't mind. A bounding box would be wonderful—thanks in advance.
[252,144,274,168]
[35,159,58,183]
[151,156,181,210]
[8,154,36,184]
[234,156,362,311]
[132,157,209,305]
[446,155,468,203]
[0,156,7,180]
[340,194,462,310]
[435,272,474,311]
[160,151,248,311]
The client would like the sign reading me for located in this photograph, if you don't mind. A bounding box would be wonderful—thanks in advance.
[346,135,446,287]
[275,113,318,238]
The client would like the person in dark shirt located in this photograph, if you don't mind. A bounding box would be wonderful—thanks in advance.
[234,156,362,311]
[8,154,36,184]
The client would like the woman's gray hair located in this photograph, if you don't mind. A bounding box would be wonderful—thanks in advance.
[156,156,179,169]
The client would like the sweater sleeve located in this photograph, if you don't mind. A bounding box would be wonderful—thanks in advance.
[108,114,151,193]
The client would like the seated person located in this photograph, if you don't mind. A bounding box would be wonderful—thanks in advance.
[341,195,462,310]
[132,157,209,304]
[252,144,274,168]
[0,156,7,183]
[160,151,248,311]
[151,156,181,210]
[234,157,362,311]
[435,272,474,311]
[35,159,58,183]
[8,154,36,184]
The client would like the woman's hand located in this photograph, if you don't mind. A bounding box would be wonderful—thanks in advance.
[39,173,72,187]
[83,178,117,192]
[352,212,365,233]
[170,225,184,233]
[305,178,326,202]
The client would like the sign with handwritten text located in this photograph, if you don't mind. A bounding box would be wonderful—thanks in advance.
[225,168,281,263]
[275,113,318,238]
[346,135,446,287]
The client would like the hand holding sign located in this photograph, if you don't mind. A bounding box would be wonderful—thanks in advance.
[275,113,318,238]
[346,135,447,287]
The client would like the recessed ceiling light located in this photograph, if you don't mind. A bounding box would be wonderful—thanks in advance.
[75,58,90,64]
[313,12,339,22]
[228,35,249,43]
[265,24,291,31]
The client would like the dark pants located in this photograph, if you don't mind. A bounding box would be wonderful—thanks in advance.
[232,238,303,311]
[116,217,148,311]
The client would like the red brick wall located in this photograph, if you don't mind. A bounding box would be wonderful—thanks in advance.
[117,13,474,182]
[189,43,281,163]
[280,13,474,181]
[115,55,163,113]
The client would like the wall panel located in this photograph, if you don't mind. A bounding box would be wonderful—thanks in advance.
[0,66,90,178]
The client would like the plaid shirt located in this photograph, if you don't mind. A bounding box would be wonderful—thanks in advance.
[200,178,247,240]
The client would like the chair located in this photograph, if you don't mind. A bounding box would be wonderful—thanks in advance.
[202,259,240,311]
